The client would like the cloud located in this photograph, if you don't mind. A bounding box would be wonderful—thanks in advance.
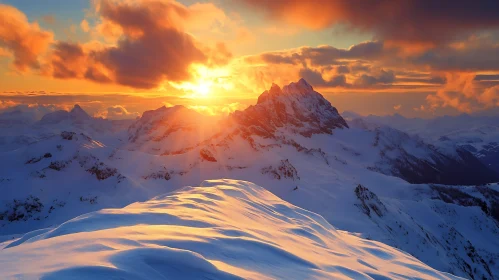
[80,19,90,32]
[409,40,499,71]
[0,4,53,71]
[393,104,402,110]
[246,41,386,67]
[425,73,499,113]
[413,105,426,112]
[242,37,499,95]
[96,105,139,120]
[188,102,246,115]
[0,100,19,110]
[88,0,208,88]
[353,69,395,87]
[396,75,446,85]
[0,103,66,122]
[40,0,233,89]
[474,74,499,81]
[336,65,350,74]
[239,0,499,45]
[50,42,87,79]
[299,68,347,87]
[0,47,11,57]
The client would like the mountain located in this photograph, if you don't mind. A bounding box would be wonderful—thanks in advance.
[126,105,222,155]
[0,179,461,280]
[233,79,348,138]
[354,113,499,173]
[1,78,499,279]
[38,104,91,125]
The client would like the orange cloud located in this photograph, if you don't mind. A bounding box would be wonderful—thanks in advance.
[95,105,139,120]
[34,0,235,90]
[37,0,234,89]
[50,42,87,79]
[0,4,53,71]
[240,1,499,45]
[425,72,499,113]
[0,47,11,57]
[80,19,90,32]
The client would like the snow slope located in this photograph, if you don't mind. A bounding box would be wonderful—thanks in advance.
[0,179,461,280]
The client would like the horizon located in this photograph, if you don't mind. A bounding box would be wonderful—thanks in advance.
[4,78,499,122]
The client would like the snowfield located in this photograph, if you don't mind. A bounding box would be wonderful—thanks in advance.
[0,179,461,280]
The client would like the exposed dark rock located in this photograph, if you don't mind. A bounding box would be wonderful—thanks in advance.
[143,171,171,180]
[262,159,300,180]
[200,149,217,162]
[79,196,98,204]
[0,196,43,222]
[61,131,76,140]
[25,153,52,164]
[48,160,70,171]
[355,184,386,217]
[87,165,117,180]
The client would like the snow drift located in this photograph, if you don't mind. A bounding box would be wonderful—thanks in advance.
[0,179,460,280]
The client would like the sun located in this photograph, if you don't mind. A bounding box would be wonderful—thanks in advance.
[191,80,213,98]
[169,64,233,99]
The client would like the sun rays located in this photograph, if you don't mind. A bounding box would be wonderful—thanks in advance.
[169,64,234,99]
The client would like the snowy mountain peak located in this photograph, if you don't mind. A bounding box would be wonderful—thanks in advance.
[258,79,315,105]
[257,83,282,104]
[139,105,189,122]
[37,104,92,125]
[234,78,348,137]
[286,77,313,92]
[69,104,91,121]
[127,105,216,147]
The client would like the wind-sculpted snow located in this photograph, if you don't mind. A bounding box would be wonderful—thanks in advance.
[0,180,460,280]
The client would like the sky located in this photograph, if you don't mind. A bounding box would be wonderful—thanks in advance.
[1,0,499,119]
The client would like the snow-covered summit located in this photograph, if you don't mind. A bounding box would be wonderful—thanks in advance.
[234,78,348,137]
[0,179,460,280]
[38,104,91,125]
[69,104,92,121]
[126,105,221,153]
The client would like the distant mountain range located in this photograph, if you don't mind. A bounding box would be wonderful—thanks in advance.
[1,79,498,279]
[345,112,499,174]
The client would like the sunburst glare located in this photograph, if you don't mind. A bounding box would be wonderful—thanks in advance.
[169,65,234,99]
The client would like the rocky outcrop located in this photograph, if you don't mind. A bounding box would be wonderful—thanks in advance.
[200,149,217,162]
[262,159,300,180]
[232,79,348,138]
[354,184,386,217]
